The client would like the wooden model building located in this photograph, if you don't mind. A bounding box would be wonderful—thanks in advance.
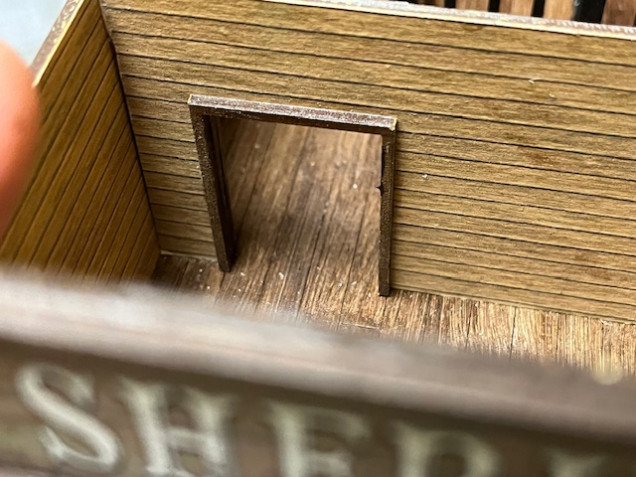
[0,0,635,474]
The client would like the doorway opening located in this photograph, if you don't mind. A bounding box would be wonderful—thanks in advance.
[189,95,396,296]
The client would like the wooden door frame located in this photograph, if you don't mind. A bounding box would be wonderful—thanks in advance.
[189,95,396,296]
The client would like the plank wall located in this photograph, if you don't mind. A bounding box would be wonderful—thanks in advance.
[100,0,636,320]
[0,0,160,282]
[413,0,636,25]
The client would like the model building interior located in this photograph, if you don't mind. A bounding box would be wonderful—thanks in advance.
[2,0,635,374]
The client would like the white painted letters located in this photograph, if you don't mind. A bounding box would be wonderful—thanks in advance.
[12,362,628,477]
[15,362,122,473]
[269,401,370,477]
[546,449,605,477]
[121,378,234,477]
[394,422,500,477]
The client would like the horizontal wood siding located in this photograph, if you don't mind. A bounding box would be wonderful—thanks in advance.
[100,0,636,319]
[0,0,160,281]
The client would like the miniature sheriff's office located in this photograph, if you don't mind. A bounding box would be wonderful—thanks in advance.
[0,0,635,474]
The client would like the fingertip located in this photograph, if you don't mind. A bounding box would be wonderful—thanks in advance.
[0,41,41,238]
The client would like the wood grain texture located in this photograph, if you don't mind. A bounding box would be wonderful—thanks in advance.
[2,273,636,475]
[456,0,490,10]
[151,123,636,377]
[0,0,160,282]
[100,0,636,319]
[404,0,631,25]
[498,0,534,15]
[188,95,395,294]
[543,0,574,19]
[602,0,636,25]
[156,253,636,378]
[155,241,636,378]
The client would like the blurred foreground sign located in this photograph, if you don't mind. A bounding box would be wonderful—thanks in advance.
[0,274,635,476]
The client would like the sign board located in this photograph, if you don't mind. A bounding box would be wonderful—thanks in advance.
[0,274,635,476]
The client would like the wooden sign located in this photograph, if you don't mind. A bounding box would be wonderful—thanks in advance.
[1,274,636,476]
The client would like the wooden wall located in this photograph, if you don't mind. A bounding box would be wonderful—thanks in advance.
[100,0,636,320]
[0,0,160,282]
[413,0,636,25]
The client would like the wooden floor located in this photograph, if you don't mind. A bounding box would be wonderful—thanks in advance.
[153,120,636,378]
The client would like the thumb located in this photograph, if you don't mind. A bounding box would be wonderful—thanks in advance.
[0,41,40,240]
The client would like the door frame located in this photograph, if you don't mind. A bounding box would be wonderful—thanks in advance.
[189,95,396,296]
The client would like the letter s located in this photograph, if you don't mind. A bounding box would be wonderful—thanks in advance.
[15,362,122,473]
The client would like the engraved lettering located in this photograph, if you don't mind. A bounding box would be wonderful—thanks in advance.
[394,422,500,477]
[121,378,234,477]
[546,449,605,477]
[15,363,122,473]
[269,401,370,477]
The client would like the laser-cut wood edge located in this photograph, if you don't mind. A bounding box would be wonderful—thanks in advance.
[268,0,636,37]
[30,0,83,83]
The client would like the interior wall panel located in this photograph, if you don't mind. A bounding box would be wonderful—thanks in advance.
[0,0,160,282]
[99,0,636,319]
